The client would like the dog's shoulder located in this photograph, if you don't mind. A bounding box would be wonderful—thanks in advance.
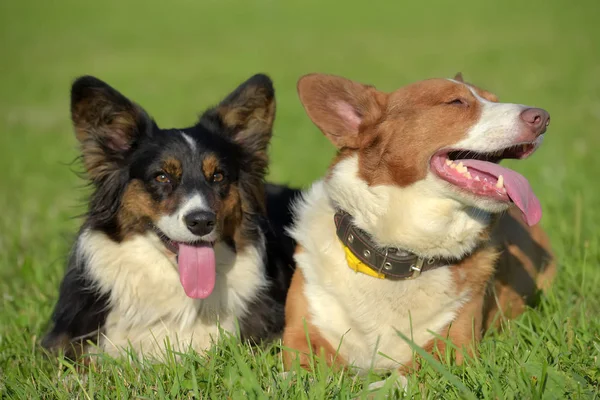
[41,231,110,358]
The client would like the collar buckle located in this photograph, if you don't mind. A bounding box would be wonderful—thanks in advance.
[407,257,425,279]
[378,247,396,274]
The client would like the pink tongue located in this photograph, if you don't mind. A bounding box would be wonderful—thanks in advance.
[460,159,542,226]
[177,243,216,299]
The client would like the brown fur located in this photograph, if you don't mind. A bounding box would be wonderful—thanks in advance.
[219,184,245,249]
[216,82,275,167]
[283,258,346,370]
[297,74,502,187]
[163,157,183,180]
[117,180,181,238]
[72,88,145,182]
[201,154,220,180]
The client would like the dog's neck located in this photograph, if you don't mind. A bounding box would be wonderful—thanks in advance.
[324,156,493,260]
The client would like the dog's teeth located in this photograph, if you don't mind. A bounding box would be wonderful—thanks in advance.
[445,159,452,166]
[496,175,504,188]
[456,162,468,173]
[474,176,481,181]
[450,162,457,169]
[464,172,472,179]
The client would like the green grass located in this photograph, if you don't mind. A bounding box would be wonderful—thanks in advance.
[1,0,599,397]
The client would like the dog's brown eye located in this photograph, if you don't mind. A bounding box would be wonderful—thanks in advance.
[447,98,468,107]
[212,171,224,183]
[155,173,170,184]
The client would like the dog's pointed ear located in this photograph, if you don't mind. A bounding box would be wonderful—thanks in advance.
[71,76,151,181]
[201,74,275,158]
[453,72,464,82]
[297,74,385,149]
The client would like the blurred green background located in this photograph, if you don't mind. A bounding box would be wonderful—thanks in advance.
[1,0,599,397]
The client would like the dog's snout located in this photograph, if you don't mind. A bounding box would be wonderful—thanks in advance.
[520,107,550,136]
[184,210,216,236]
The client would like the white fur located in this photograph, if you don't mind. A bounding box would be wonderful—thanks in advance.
[325,157,490,259]
[447,79,529,153]
[181,132,197,152]
[289,157,474,372]
[437,80,541,214]
[156,193,217,243]
[80,229,267,359]
[458,86,527,151]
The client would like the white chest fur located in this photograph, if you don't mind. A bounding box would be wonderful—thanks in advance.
[290,177,475,371]
[79,229,267,358]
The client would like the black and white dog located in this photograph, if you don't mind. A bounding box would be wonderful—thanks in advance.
[42,74,298,359]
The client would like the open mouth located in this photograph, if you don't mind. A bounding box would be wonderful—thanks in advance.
[430,142,542,226]
[153,227,215,254]
[151,225,217,300]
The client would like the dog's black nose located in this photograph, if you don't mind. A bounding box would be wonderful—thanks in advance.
[184,211,216,236]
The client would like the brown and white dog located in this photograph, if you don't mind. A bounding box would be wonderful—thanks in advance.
[282,73,555,388]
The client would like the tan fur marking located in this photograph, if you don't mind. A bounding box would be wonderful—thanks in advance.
[163,157,182,179]
[78,142,114,181]
[218,86,275,130]
[219,184,245,249]
[219,95,275,169]
[118,180,158,236]
[220,101,275,131]
[202,154,220,180]
[118,180,181,238]
[72,96,140,180]
[451,241,499,296]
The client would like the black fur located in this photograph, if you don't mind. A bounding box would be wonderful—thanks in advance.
[41,243,111,357]
[42,74,299,356]
[239,183,300,342]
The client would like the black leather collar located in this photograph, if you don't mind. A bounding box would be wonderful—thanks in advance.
[334,210,452,280]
